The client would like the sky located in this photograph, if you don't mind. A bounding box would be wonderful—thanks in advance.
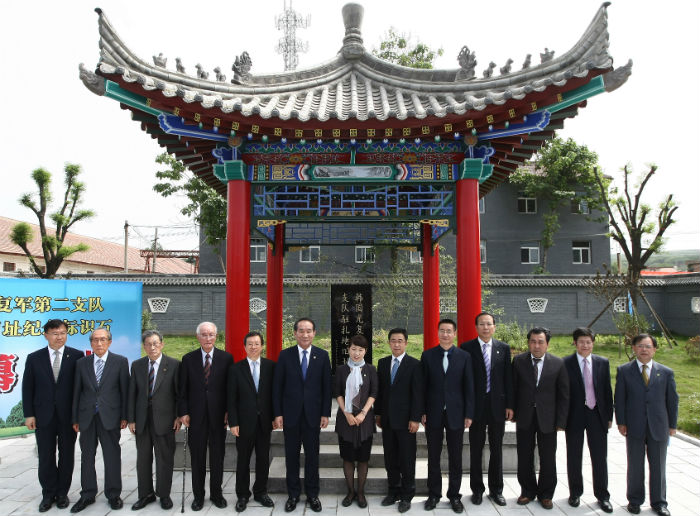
[1,0,698,252]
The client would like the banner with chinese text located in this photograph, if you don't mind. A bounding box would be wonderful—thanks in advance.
[0,278,142,432]
[330,284,372,372]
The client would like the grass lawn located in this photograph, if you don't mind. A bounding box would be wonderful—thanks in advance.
[0,427,33,438]
[160,331,699,437]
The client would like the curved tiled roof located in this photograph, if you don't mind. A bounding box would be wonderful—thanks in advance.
[93,3,614,123]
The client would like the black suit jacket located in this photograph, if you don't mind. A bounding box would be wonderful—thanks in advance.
[272,345,331,427]
[128,354,180,435]
[461,338,513,422]
[23,346,82,426]
[72,352,129,430]
[564,353,613,431]
[420,345,474,429]
[178,347,233,426]
[227,357,275,437]
[375,354,423,430]
[512,351,569,433]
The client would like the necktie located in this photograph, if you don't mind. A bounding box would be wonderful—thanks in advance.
[148,360,155,398]
[583,358,596,409]
[204,353,211,385]
[443,350,449,373]
[482,343,491,393]
[52,350,61,382]
[532,357,541,386]
[642,364,649,386]
[95,357,104,385]
[301,350,308,380]
[252,361,259,391]
[390,357,399,384]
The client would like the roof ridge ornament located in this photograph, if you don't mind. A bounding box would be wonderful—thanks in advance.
[456,46,477,80]
[603,59,633,92]
[79,63,105,96]
[341,3,364,60]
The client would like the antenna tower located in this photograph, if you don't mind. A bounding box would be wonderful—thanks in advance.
[275,1,310,71]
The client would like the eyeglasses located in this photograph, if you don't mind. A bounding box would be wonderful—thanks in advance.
[634,344,654,349]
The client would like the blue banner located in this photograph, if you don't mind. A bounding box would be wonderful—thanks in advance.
[0,278,142,427]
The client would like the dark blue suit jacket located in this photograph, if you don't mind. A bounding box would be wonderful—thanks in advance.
[461,338,513,422]
[564,353,613,431]
[272,345,331,427]
[421,345,474,430]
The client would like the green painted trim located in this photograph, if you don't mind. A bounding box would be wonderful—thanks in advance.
[480,164,494,184]
[459,159,484,180]
[214,160,246,182]
[104,80,162,117]
[536,76,605,114]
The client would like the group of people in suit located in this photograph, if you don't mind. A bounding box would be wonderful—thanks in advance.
[21,314,678,516]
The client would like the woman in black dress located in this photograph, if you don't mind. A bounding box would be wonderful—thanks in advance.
[335,334,378,508]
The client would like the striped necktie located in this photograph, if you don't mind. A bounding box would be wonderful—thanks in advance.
[482,343,491,393]
[390,357,399,384]
[148,360,155,398]
[95,357,104,385]
[204,353,211,385]
[52,350,61,382]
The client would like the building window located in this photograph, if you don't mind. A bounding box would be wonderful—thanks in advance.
[479,197,485,214]
[517,195,537,214]
[2,262,15,272]
[147,297,171,313]
[250,241,267,262]
[691,297,700,314]
[299,246,320,263]
[527,298,549,313]
[520,242,540,264]
[571,197,590,214]
[355,246,375,263]
[614,297,628,313]
[409,250,422,264]
[480,241,487,263]
[572,241,591,264]
[250,297,267,314]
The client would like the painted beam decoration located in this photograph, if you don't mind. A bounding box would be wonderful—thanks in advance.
[0,278,143,435]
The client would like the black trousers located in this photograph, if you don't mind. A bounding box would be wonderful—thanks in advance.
[235,417,272,499]
[78,416,122,500]
[469,401,505,495]
[135,407,175,499]
[426,410,465,499]
[283,413,320,498]
[381,422,417,502]
[565,407,609,501]
[35,413,76,498]
[188,411,226,500]
[516,415,558,500]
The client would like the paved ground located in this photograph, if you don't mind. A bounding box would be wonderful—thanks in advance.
[0,429,698,516]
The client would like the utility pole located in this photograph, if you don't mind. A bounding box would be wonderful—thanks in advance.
[275,0,310,71]
[152,227,158,274]
[124,220,129,273]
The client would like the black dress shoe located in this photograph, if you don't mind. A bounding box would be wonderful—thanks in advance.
[449,498,464,513]
[211,496,227,509]
[56,495,70,509]
[568,495,580,507]
[382,493,399,506]
[39,497,54,512]
[284,496,299,512]
[70,498,95,513]
[160,497,173,510]
[627,503,641,514]
[598,499,613,513]
[488,493,506,506]
[131,493,156,510]
[342,493,355,507]
[253,494,274,507]
[356,494,367,508]
[653,506,671,516]
[307,497,322,513]
[235,498,248,512]
[398,500,412,513]
[424,496,439,510]
[471,492,483,505]
[191,498,204,511]
[109,497,124,510]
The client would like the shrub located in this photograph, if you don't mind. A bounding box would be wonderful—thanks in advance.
[684,336,700,359]
[495,320,529,353]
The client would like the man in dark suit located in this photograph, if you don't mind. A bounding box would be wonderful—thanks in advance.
[615,334,678,516]
[421,318,474,513]
[71,328,129,513]
[179,321,233,511]
[460,312,513,507]
[22,319,81,512]
[127,330,181,510]
[512,327,569,511]
[228,331,275,512]
[273,317,331,513]
[375,328,423,514]
[564,327,613,513]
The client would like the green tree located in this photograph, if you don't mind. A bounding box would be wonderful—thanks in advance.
[372,28,443,69]
[153,152,227,271]
[11,164,95,278]
[509,138,601,273]
[4,400,24,428]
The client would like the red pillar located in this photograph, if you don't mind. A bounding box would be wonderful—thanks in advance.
[456,177,482,343]
[266,223,284,361]
[422,223,440,350]
[225,179,251,362]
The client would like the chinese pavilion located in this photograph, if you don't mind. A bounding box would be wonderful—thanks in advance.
[80,2,631,361]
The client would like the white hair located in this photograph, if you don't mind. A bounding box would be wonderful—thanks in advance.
[196,321,217,336]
